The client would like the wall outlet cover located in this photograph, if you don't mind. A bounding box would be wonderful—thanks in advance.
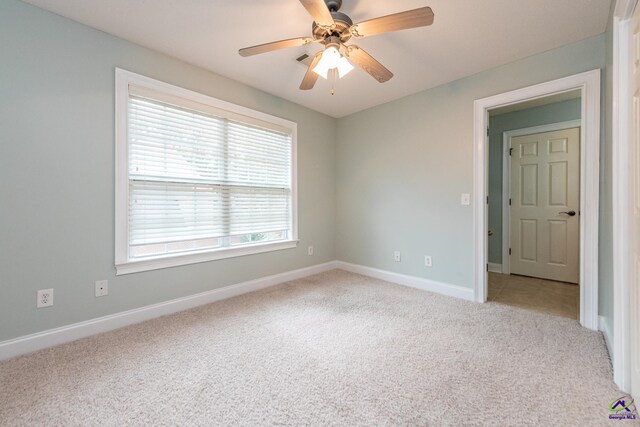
[307,246,314,256]
[37,289,54,308]
[425,256,433,267]
[394,251,401,262]
[95,280,108,297]
[461,193,471,205]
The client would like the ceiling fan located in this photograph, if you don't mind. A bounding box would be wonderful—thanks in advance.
[238,0,434,92]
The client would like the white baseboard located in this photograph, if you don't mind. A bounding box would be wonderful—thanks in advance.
[488,263,503,273]
[0,261,338,361]
[334,261,475,302]
[599,315,614,359]
[0,260,477,361]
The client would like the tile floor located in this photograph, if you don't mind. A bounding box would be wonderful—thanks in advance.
[488,272,580,320]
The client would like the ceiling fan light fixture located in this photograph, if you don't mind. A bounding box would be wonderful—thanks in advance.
[313,45,353,79]
[336,56,354,78]
[312,60,330,80]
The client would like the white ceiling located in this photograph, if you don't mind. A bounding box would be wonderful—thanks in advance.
[21,0,611,118]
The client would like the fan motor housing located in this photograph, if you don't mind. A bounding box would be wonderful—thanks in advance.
[312,11,353,42]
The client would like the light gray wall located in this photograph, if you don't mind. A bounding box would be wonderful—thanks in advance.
[335,34,606,289]
[0,0,614,343]
[0,0,336,342]
[487,99,582,264]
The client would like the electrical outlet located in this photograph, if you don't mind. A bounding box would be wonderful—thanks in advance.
[307,246,314,256]
[425,256,433,267]
[394,251,401,262]
[37,289,54,308]
[95,280,108,297]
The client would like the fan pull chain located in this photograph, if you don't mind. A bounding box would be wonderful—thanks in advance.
[331,68,336,96]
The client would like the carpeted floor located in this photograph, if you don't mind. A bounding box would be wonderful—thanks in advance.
[0,270,633,426]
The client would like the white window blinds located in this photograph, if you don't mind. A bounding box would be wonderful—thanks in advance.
[126,88,293,260]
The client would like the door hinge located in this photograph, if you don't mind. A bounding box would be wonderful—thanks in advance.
[486,196,489,205]
[509,198,511,206]
[486,263,489,272]
[487,127,489,136]
[509,248,512,255]
[509,147,513,156]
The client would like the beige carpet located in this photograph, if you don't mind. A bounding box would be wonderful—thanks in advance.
[0,270,633,426]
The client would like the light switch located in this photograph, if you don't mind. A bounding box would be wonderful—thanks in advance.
[461,193,471,205]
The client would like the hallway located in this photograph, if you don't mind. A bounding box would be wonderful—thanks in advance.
[488,272,579,320]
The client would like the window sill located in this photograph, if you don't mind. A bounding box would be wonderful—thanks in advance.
[115,240,298,275]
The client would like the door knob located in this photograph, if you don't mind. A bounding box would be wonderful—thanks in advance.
[559,210,576,216]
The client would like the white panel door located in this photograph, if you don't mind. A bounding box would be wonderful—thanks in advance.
[510,128,580,283]
[630,1,640,404]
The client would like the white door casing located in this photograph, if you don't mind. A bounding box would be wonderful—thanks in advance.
[630,1,640,403]
[609,0,640,394]
[509,128,580,283]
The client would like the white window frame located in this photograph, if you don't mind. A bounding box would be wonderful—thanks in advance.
[115,68,298,275]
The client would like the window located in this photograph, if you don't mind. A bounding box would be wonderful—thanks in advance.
[115,69,297,275]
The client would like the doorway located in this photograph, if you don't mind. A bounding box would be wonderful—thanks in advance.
[486,96,582,319]
[473,69,601,330]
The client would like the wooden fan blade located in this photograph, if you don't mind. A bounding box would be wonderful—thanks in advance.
[300,52,323,90]
[349,7,434,38]
[239,37,313,57]
[299,0,335,27]
[346,45,393,83]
